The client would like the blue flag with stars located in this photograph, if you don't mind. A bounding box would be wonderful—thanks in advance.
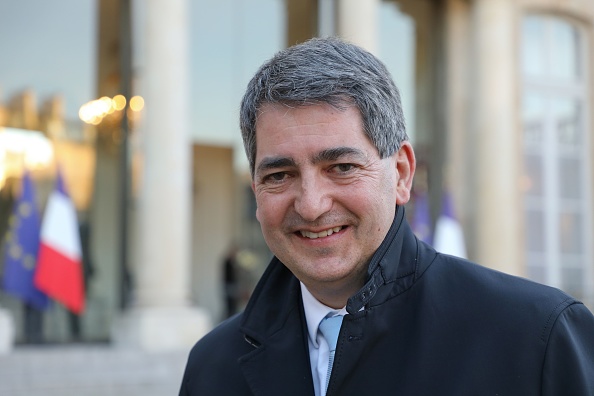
[2,172,49,309]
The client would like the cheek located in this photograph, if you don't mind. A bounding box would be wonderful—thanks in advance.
[381,170,399,204]
[254,196,283,227]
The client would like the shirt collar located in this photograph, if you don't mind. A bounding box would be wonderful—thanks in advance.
[300,282,346,348]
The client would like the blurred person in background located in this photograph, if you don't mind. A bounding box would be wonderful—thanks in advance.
[222,244,240,319]
[180,37,594,395]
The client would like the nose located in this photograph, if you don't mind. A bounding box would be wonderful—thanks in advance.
[294,175,332,222]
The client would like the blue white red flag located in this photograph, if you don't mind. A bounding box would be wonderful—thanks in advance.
[1,172,50,309]
[34,170,85,314]
[433,192,467,258]
[411,189,432,244]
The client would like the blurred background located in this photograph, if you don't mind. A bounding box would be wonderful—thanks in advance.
[0,0,593,394]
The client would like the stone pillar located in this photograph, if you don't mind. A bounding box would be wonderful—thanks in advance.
[444,0,471,253]
[286,0,318,46]
[0,308,14,354]
[399,0,446,222]
[336,0,379,54]
[471,0,522,275]
[112,0,210,351]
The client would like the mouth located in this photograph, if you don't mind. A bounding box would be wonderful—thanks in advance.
[298,226,345,239]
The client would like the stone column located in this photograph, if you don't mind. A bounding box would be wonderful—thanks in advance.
[0,308,14,354]
[444,0,471,253]
[471,0,522,275]
[399,0,446,223]
[336,0,379,54]
[286,0,318,46]
[112,0,210,351]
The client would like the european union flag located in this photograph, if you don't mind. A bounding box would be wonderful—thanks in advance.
[1,172,49,309]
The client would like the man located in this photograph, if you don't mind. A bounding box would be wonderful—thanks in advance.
[180,37,594,395]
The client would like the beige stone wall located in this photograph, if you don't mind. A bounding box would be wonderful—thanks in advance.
[511,0,594,306]
[518,0,594,20]
[426,0,594,276]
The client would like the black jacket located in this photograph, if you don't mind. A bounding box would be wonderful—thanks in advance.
[180,207,594,395]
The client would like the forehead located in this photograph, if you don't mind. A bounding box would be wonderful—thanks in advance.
[254,102,369,148]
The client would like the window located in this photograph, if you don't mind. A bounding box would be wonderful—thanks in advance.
[521,15,593,306]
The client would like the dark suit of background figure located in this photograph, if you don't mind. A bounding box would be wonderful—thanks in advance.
[180,207,594,396]
[68,221,94,341]
[223,247,240,319]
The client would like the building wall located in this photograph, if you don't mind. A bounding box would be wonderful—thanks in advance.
[438,0,594,306]
[191,145,236,321]
[2,0,593,347]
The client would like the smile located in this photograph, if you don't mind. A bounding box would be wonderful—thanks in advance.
[299,226,344,239]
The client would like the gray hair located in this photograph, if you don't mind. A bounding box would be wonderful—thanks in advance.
[239,37,408,177]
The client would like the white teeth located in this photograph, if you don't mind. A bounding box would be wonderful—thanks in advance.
[300,226,343,239]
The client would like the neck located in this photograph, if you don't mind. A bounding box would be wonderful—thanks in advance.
[305,274,366,309]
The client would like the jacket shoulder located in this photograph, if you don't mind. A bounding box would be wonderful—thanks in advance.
[541,302,594,394]
[421,250,585,330]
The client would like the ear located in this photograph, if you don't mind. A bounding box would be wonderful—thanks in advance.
[394,141,416,205]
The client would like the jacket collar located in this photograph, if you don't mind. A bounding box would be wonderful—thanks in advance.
[237,206,420,396]
[240,205,417,338]
[347,205,420,313]
[238,255,313,396]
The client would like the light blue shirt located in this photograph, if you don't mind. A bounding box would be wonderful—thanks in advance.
[300,282,347,396]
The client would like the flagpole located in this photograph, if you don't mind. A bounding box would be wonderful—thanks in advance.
[119,0,132,309]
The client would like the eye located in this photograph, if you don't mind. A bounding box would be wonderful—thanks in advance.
[263,171,289,183]
[332,163,356,173]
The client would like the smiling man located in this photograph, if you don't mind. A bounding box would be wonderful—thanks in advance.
[180,37,594,396]
[252,103,413,309]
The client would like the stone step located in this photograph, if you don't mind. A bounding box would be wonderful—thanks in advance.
[0,345,189,396]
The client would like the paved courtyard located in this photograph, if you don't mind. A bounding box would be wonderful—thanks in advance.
[0,345,188,396]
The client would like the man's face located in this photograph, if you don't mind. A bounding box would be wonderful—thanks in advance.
[252,103,414,306]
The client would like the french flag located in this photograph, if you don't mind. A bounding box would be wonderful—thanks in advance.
[34,170,85,314]
[433,191,467,259]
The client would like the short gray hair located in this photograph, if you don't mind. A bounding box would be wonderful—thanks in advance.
[239,37,408,177]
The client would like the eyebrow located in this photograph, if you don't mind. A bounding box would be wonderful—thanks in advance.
[312,147,365,163]
[256,156,297,175]
[255,146,366,176]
